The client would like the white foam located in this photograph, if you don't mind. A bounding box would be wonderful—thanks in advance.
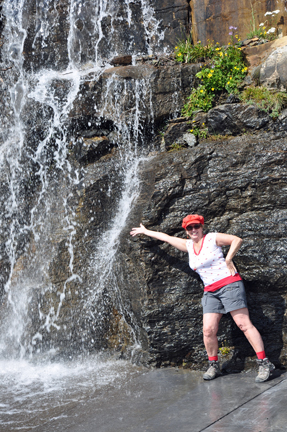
[0,356,135,429]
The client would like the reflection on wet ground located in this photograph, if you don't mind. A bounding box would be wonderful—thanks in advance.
[1,359,286,432]
[0,356,140,431]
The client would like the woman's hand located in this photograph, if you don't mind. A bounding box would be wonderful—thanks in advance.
[225,259,237,276]
[130,224,188,252]
[130,223,147,237]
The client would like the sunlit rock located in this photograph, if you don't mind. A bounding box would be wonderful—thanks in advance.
[259,44,287,90]
[190,0,287,46]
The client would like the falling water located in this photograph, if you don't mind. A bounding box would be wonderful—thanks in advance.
[0,0,176,428]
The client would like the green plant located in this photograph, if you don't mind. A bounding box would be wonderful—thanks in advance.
[196,45,248,94]
[168,142,185,152]
[189,126,208,139]
[247,8,280,41]
[181,42,248,117]
[182,86,214,116]
[240,87,287,118]
[246,27,267,39]
[219,341,232,356]
[219,346,231,356]
[175,39,217,64]
[247,1,262,39]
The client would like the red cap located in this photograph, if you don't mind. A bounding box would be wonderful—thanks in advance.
[182,214,204,229]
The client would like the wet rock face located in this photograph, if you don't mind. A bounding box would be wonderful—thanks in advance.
[21,0,190,71]
[22,0,70,72]
[68,63,201,131]
[73,136,114,165]
[121,133,287,368]
[1,0,287,370]
[153,0,191,47]
[0,0,5,39]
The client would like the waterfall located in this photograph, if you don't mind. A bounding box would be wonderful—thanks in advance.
[0,0,190,427]
[0,0,166,362]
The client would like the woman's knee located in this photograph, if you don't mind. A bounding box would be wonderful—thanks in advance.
[236,319,254,333]
[231,309,254,333]
[203,325,218,338]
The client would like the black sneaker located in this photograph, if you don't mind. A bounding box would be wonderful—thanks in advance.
[255,358,275,383]
[203,360,222,380]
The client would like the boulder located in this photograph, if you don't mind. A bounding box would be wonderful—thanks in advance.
[259,44,287,89]
[176,132,197,148]
[162,121,197,150]
[207,103,271,135]
[72,136,114,165]
[242,36,287,71]
[7,127,287,368]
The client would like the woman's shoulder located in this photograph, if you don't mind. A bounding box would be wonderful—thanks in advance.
[205,232,217,241]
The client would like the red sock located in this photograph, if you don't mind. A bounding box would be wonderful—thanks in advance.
[208,356,218,361]
[256,351,266,360]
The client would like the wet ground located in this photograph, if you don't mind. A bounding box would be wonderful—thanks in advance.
[27,365,287,432]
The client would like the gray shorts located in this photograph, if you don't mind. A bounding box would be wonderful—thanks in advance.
[201,281,248,314]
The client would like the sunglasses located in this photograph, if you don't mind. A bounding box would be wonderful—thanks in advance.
[186,224,201,230]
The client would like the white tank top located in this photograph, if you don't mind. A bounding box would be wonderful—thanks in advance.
[186,233,236,288]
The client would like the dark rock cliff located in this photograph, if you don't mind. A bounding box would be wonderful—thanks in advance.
[120,133,287,369]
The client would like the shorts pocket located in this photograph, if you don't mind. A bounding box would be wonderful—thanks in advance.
[224,283,240,292]
[201,292,208,307]
[222,282,247,307]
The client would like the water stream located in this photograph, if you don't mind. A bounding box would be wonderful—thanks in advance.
[0,0,175,428]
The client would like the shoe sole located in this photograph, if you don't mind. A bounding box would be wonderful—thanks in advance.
[203,373,221,380]
[255,376,270,383]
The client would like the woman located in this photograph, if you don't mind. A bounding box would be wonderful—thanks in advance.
[130,214,275,382]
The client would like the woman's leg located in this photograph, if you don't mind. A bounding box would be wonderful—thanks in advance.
[230,307,264,352]
[203,313,223,356]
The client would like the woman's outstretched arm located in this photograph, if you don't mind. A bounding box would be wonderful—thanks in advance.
[130,223,188,252]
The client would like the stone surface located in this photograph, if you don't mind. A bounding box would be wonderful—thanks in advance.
[0,0,5,48]
[20,368,287,432]
[110,55,132,66]
[68,63,201,130]
[121,133,287,368]
[16,124,287,369]
[259,44,287,89]
[152,0,190,49]
[207,103,271,135]
[190,0,287,46]
[72,136,114,165]
[178,132,197,147]
[1,0,287,372]
[162,121,195,150]
[20,0,190,71]
[242,36,287,70]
